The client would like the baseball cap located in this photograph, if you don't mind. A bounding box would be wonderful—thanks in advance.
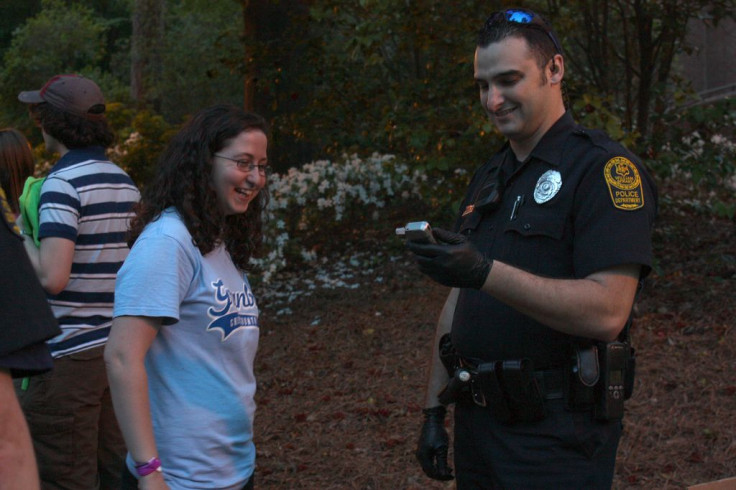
[18,74,106,119]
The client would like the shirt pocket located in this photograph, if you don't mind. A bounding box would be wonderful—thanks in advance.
[500,207,572,275]
[458,210,483,235]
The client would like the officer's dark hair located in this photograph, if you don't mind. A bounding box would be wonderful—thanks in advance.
[28,102,115,149]
[477,15,560,73]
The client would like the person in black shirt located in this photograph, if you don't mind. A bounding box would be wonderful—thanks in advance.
[0,187,59,488]
[407,8,657,489]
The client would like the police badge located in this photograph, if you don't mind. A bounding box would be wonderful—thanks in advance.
[534,170,562,204]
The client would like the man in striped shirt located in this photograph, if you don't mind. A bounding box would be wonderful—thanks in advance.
[16,74,140,489]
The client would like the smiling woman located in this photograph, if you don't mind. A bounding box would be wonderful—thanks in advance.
[212,130,269,216]
[124,105,270,268]
[104,104,270,490]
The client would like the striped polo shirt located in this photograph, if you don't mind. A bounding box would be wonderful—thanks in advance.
[38,146,140,358]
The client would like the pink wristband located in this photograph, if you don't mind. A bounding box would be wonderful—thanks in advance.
[135,456,162,477]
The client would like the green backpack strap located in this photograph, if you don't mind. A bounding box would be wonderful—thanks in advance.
[19,176,46,247]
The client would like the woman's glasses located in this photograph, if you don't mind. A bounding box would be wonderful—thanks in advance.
[215,154,270,175]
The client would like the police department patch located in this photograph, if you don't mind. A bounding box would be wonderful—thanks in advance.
[533,170,562,204]
[603,157,644,210]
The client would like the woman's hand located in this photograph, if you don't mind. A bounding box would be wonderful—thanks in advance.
[138,470,169,490]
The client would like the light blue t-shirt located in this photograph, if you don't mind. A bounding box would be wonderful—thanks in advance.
[114,209,258,489]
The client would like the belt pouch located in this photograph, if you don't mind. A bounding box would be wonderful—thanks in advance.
[566,343,598,410]
[499,359,545,422]
[438,333,459,377]
[474,362,512,422]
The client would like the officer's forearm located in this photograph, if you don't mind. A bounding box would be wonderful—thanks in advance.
[423,289,458,407]
[480,261,640,341]
[424,349,450,408]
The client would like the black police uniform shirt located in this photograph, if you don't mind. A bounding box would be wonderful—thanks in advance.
[451,112,657,370]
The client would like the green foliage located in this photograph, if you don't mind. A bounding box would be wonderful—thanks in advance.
[551,0,735,143]
[107,103,175,189]
[155,0,244,122]
[711,200,735,220]
[0,0,110,131]
[263,1,494,174]
[1,0,734,241]
[572,93,639,149]
[0,0,42,51]
[253,0,735,212]
[646,99,736,185]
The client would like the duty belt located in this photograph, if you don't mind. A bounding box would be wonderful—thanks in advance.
[448,361,565,402]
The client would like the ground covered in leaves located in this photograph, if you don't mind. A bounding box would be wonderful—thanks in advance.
[252,181,735,489]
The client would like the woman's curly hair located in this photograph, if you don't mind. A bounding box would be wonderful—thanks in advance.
[128,104,270,270]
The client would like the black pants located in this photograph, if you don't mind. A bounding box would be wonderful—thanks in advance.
[121,466,254,489]
[453,398,621,489]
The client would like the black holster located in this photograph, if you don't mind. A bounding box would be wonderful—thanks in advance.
[438,333,459,377]
[436,334,470,406]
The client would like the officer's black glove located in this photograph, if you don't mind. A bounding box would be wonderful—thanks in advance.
[416,406,454,481]
[406,228,492,289]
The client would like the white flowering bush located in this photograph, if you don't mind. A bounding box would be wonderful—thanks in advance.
[250,152,455,283]
[104,116,477,290]
[650,100,736,184]
[647,99,736,218]
[678,131,736,171]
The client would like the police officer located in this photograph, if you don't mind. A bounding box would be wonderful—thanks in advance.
[407,8,657,489]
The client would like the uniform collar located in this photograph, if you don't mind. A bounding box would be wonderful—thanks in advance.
[50,146,107,173]
[526,111,576,167]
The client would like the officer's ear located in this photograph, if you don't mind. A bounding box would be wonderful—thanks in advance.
[549,54,564,84]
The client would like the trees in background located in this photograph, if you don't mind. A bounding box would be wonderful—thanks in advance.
[554,0,735,187]
[0,0,131,135]
[0,0,733,185]
[130,0,164,110]
[0,0,732,272]
[0,1,112,132]
[554,0,735,143]
[278,2,486,172]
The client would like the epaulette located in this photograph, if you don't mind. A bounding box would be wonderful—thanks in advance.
[572,126,616,151]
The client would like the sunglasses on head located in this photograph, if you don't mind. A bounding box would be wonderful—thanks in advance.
[485,8,563,54]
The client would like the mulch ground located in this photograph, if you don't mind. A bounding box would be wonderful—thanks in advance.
[252,181,736,489]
